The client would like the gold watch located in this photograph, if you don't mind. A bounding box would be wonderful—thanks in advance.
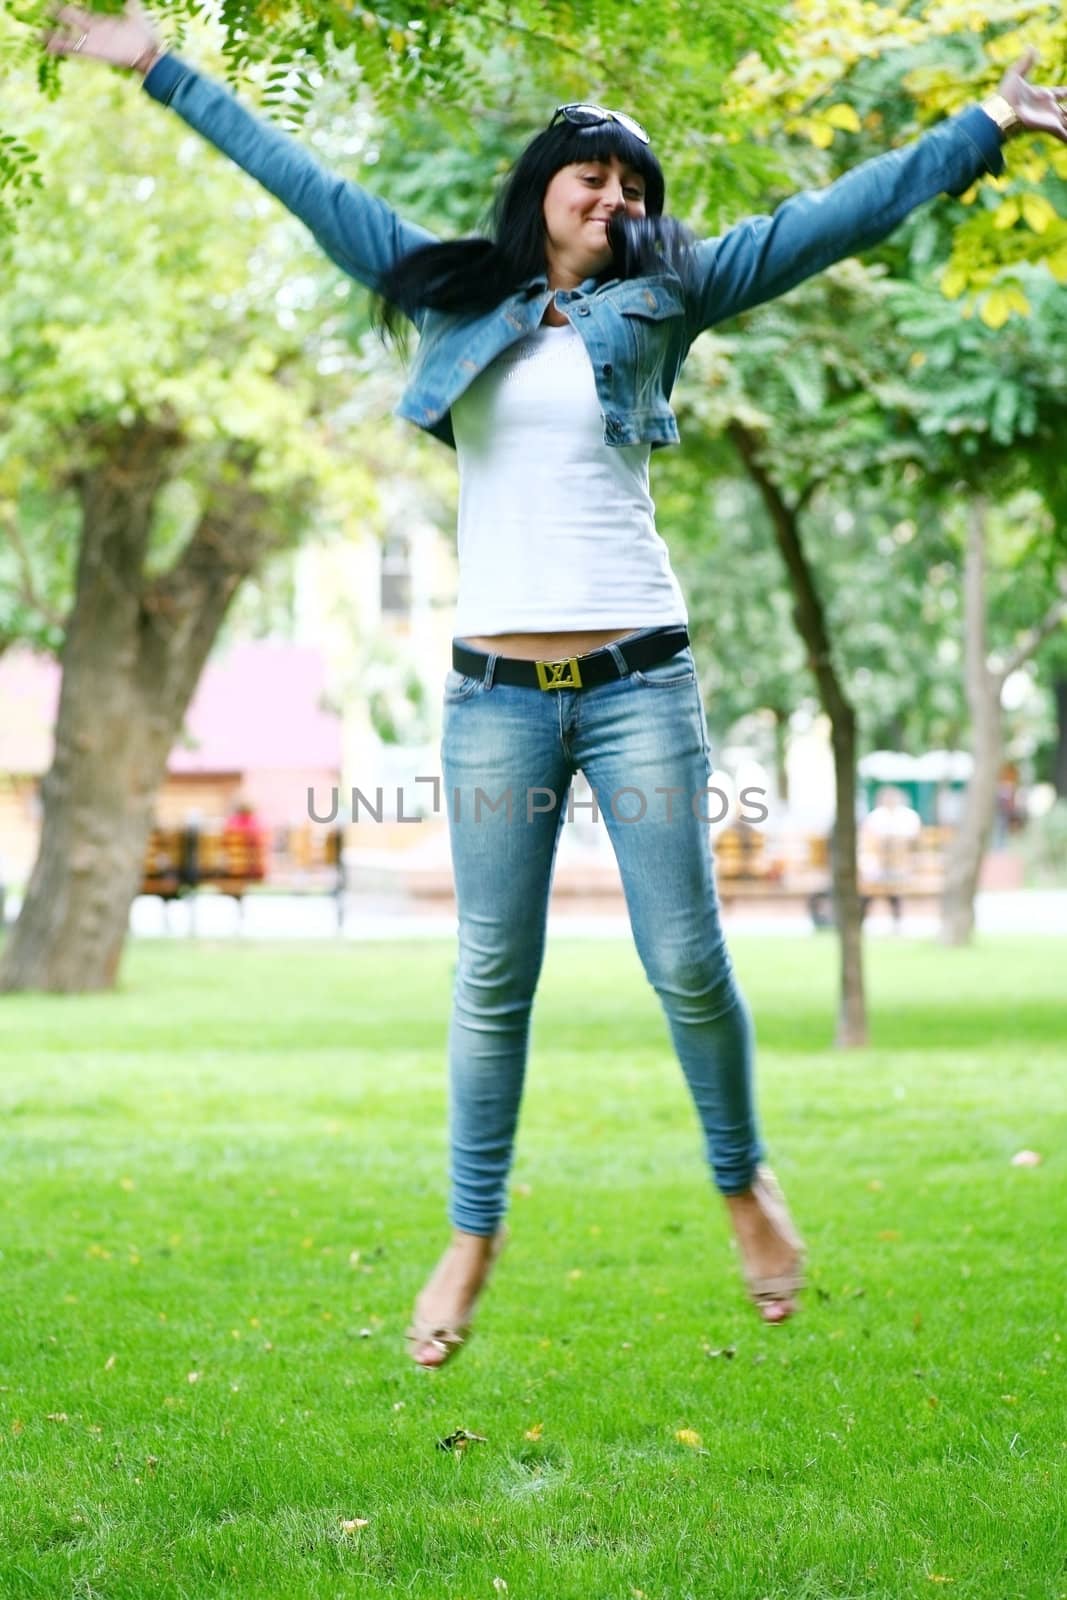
[980,92,1023,140]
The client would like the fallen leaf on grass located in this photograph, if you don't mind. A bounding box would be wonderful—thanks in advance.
[104,1355,116,1371]
[926,1577,954,1585]
[340,1518,370,1533]
[703,1345,736,1360]
[437,1429,488,1452]
[492,1581,508,1594]
[675,1428,703,1449]
[45,1413,68,1423]
[1010,1150,1042,1167]
[524,1422,544,1441]
[878,1230,901,1242]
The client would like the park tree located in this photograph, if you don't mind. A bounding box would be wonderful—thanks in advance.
[661,0,1067,1035]
[882,271,1067,943]
[1036,628,1067,796]
[0,64,388,991]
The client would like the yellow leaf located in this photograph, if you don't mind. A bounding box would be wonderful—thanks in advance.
[824,103,861,132]
[993,198,1020,230]
[388,28,406,51]
[676,1427,703,1448]
[956,182,979,205]
[1020,194,1056,234]
[1045,246,1067,284]
[979,290,1012,329]
[940,267,968,299]
[1003,286,1031,317]
[524,1421,544,1441]
[340,1518,369,1533]
[808,121,835,150]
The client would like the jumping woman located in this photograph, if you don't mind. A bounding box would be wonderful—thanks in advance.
[44,3,1067,1365]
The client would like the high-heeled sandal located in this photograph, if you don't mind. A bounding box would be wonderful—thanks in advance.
[741,1164,805,1323]
[405,1224,509,1368]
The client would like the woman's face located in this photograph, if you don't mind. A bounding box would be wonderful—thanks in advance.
[541,155,648,288]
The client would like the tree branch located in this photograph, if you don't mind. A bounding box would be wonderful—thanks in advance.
[995,574,1067,685]
[1,518,68,631]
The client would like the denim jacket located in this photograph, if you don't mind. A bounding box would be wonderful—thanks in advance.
[144,56,1004,452]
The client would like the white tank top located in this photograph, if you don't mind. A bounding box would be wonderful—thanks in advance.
[450,319,688,635]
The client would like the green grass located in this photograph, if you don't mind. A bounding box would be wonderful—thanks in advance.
[0,935,1064,1600]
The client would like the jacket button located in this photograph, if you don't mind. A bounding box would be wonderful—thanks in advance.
[602,363,613,377]
[577,304,591,316]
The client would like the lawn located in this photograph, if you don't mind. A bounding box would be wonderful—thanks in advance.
[0,934,1064,1600]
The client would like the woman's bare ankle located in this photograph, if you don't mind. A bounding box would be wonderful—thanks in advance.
[450,1226,501,1253]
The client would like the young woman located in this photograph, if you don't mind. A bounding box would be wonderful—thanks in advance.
[45,4,1067,1366]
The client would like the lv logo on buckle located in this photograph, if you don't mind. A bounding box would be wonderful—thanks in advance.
[535,655,583,690]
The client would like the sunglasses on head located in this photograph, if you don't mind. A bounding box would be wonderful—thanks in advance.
[550,102,651,145]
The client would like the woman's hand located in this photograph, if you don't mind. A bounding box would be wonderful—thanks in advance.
[997,47,1067,142]
[44,0,163,76]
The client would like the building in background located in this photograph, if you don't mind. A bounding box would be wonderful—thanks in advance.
[0,641,343,886]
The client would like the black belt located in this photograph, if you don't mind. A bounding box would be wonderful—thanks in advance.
[452,626,690,691]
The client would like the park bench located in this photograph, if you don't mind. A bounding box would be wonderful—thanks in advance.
[140,822,344,927]
[713,826,947,924]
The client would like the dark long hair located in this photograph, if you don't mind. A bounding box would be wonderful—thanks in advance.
[372,115,695,340]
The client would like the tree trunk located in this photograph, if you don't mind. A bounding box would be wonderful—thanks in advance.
[937,511,1067,943]
[729,423,867,1045]
[0,424,289,993]
[1053,676,1067,799]
[828,705,866,1046]
[771,705,790,806]
[939,498,1000,946]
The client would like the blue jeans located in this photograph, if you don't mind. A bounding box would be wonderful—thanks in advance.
[440,629,765,1235]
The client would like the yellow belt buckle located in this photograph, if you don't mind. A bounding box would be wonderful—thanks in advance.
[535,654,583,690]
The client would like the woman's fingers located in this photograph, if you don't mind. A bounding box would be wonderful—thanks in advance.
[1008,45,1039,80]
[42,5,94,54]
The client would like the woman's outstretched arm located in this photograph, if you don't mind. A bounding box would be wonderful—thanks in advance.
[44,1,438,323]
[684,49,1067,337]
